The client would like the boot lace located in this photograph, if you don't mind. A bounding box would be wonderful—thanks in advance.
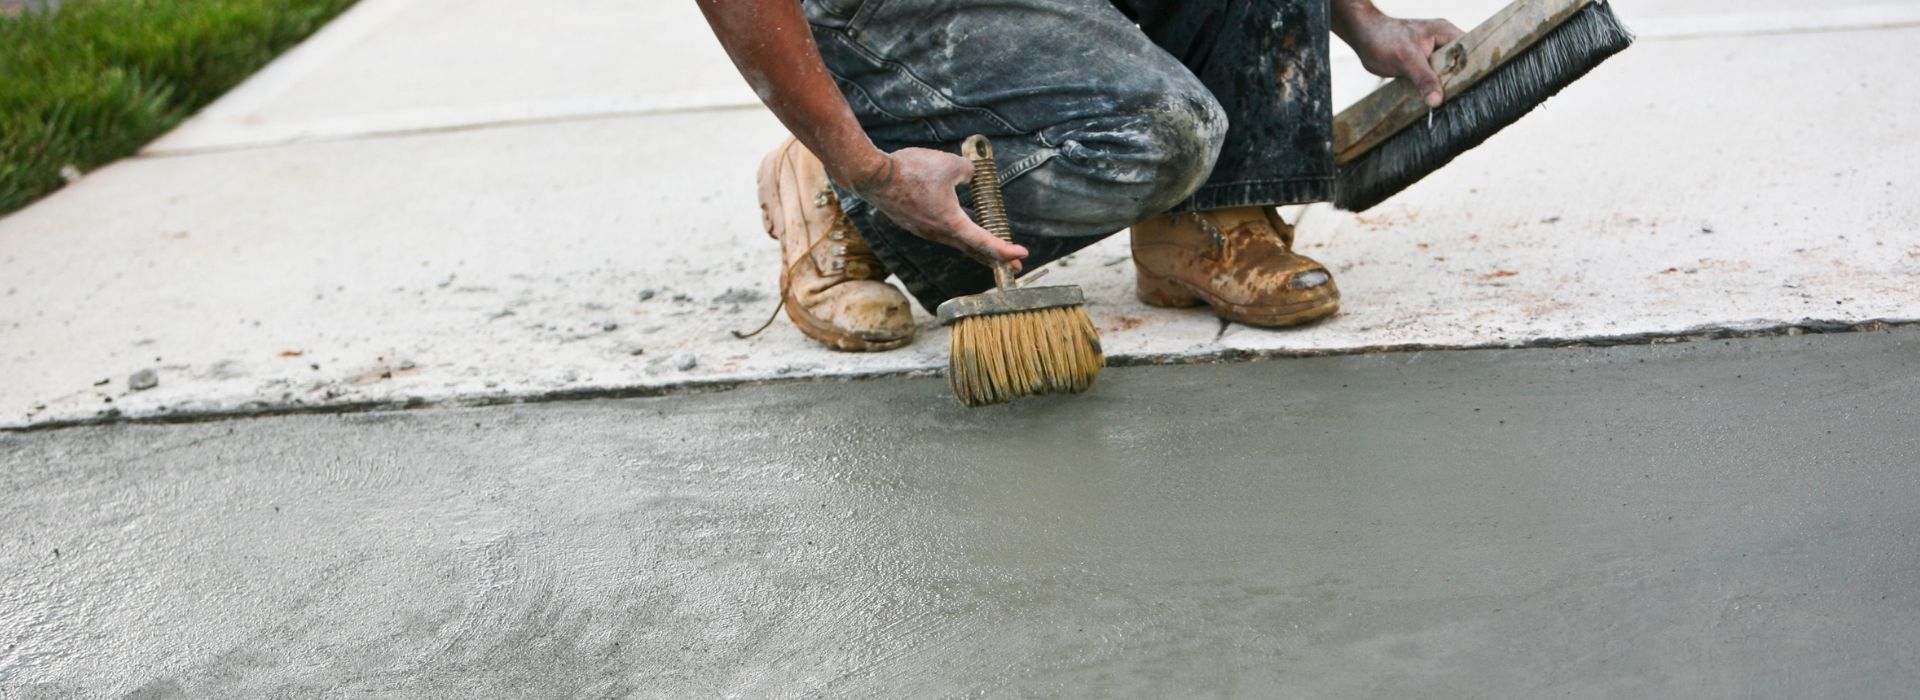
[734,185,886,339]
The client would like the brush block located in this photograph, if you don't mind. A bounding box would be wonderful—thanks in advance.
[1334,0,1596,164]
[935,285,1087,326]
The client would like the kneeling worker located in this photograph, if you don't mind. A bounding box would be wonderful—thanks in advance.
[700,0,1461,351]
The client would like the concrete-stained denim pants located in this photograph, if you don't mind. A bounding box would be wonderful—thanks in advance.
[805,0,1333,311]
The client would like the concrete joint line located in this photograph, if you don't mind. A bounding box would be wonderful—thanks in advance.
[139,95,766,159]
[7,319,1914,433]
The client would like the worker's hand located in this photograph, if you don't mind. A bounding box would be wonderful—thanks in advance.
[1341,15,1465,108]
[700,0,1026,271]
[842,148,1028,272]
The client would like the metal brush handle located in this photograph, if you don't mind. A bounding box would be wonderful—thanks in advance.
[961,134,1015,290]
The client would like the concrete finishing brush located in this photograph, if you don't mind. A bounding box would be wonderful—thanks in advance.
[1333,0,1634,212]
[937,134,1104,407]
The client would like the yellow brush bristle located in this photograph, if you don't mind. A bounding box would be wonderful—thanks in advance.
[947,305,1104,407]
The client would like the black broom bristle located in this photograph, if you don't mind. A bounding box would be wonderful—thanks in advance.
[1334,2,1635,212]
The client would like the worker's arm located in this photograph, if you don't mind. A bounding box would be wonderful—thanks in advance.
[1331,0,1466,107]
[696,0,1027,268]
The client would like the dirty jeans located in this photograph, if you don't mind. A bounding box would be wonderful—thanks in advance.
[803,0,1333,311]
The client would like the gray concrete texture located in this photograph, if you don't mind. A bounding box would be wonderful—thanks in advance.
[5,329,1918,696]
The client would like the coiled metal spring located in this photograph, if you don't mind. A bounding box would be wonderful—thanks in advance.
[962,135,1012,243]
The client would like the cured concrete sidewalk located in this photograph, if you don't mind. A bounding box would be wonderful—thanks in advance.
[3,0,1919,428]
[5,330,1919,695]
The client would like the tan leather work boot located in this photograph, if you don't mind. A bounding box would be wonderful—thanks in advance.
[1130,207,1340,328]
[754,137,915,351]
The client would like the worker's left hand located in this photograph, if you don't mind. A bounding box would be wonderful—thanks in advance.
[1342,16,1465,108]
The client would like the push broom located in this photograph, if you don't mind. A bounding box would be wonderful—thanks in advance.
[937,134,1104,407]
[1333,0,1635,211]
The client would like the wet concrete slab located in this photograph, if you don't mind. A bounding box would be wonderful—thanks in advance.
[4,329,1917,696]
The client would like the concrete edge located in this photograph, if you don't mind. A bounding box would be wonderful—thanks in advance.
[7,317,1913,433]
[136,0,417,154]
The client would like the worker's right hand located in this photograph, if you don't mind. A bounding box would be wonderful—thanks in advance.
[842,148,1028,272]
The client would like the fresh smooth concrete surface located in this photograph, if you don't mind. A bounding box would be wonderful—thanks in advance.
[4,0,1918,430]
[4,330,1918,696]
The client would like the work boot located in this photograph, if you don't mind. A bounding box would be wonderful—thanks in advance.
[754,137,915,351]
[1130,207,1340,327]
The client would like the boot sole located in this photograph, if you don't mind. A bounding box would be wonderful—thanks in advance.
[755,140,914,353]
[787,302,913,352]
[1136,266,1340,329]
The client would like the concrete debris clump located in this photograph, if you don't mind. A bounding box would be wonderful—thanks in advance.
[713,288,765,305]
[128,369,159,391]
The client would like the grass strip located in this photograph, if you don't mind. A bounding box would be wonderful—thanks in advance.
[1,0,357,215]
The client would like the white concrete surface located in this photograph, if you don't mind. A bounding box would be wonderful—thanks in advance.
[3,0,1917,427]
[142,1,1920,155]
[145,0,757,154]
[1225,26,1920,354]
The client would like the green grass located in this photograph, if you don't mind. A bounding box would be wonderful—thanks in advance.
[0,0,358,215]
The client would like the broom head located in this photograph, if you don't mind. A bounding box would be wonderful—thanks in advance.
[1333,0,1634,211]
[938,285,1104,407]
